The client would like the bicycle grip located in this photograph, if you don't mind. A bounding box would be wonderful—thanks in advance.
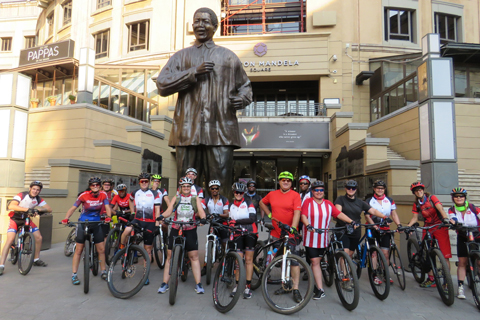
[118,217,128,223]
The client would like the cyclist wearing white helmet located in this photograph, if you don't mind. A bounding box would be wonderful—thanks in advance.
[111,183,132,221]
[298,175,312,205]
[177,168,204,198]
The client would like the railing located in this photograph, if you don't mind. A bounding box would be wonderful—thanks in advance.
[238,102,325,117]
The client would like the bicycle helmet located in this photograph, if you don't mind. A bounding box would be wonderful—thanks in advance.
[179,177,193,186]
[345,180,358,188]
[88,177,102,185]
[410,182,425,193]
[451,187,467,197]
[208,180,221,187]
[185,168,197,175]
[30,181,43,189]
[116,184,127,191]
[232,182,247,193]
[138,172,151,180]
[299,175,311,184]
[278,171,294,181]
[151,174,162,181]
[102,178,115,185]
[247,180,256,187]
[373,180,386,188]
[311,180,325,188]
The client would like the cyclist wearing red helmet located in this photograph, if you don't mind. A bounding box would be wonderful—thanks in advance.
[407,182,452,288]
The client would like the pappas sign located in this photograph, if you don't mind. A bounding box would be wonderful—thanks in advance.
[19,40,75,67]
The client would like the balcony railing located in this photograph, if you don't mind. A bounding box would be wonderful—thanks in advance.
[238,102,325,117]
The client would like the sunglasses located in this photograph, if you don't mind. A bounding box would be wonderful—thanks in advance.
[280,179,292,183]
[90,183,100,187]
[139,180,149,184]
[152,180,161,183]
[313,188,324,192]
[210,187,219,190]
[234,191,245,195]
[299,182,309,185]
[453,195,466,198]
[346,187,357,191]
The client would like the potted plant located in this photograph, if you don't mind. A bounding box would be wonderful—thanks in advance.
[68,94,76,104]
[30,98,39,109]
[47,95,57,106]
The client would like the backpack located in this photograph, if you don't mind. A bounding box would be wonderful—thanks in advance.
[415,196,442,222]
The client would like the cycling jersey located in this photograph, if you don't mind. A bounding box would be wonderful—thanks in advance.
[130,188,161,222]
[173,194,198,231]
[366,194,396,230]
[262,189,301,238]
[412,195,442,226]
[74,191,109,222]
[229,198,257,233]
[101,190,117,215]
[301,198,341,248]
[176,184,204,198]
[8,191,47,221]
[202,195,229,216]
[448,204,480,239]
[300,190,312,206]
[111,193,131,209]
[245,192,262,214]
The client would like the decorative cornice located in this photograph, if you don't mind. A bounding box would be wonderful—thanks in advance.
[39,188,68,198]
[335,123,369,138]
[330,112,354,121]
[365,160,420,174]
[150,115,173,124]
[48,159,111,172]
[325,104,342,109]
[125,125,165,140]
[93,140,142,153]
[350,137,390,150]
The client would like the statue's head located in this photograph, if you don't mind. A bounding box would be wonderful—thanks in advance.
[193,7,218,43]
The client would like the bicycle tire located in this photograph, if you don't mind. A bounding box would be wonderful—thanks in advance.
[181,257,189,282]
[92,244,99,276]
[18,232,35,276]
[367,246,390,300]
[105,228,121,265]
[351,246,362,279]
[251,240,266,290]
[333,250,360,311]
[84,240,90,294]
[64,228,76,257]
[212,251,246,313]
[153,234,166,269]
[261,254,314,315]
[407,238,425,283]
[470,251,480,310]
[390,245,406,290]
[169,245,182,305]
[430,248,454,306]
[206,241,214,285]
[107,244,150,299]
[10,246,18,265]
[322,252,334,287]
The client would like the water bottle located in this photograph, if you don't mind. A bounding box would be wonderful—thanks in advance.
[266,250,273,266]
[272,248,278,257]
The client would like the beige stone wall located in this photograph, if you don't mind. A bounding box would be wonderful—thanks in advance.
[455,102,480,171]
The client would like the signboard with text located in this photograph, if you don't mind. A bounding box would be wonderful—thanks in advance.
[19,40,75,67]
[238,122,329,149]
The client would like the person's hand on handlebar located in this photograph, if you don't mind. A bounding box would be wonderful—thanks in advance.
[306,224,314,232]
[289,226,298,235]
[199,218,207,225]
[61,218,69,225]
[156,215,165,222]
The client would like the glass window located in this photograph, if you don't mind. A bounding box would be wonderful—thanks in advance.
[469,68,480,98]
[454,67,467,97]
[383,63,404,88]
[1,37,12,51]
[63,1,72,26]
[371,99,379,121]
[405,78,416,103]
[128,20,149,52]
[47,12,54,38]
[94,29,109,59]
[385,8,414,42]
[435,13,459,43]
[24,36,35,49]
[97,0,111,9]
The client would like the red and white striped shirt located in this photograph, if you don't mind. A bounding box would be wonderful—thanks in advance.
[301,198,341,248]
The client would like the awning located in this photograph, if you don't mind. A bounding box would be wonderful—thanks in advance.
[1,58,78,81]
[441,42,480,64]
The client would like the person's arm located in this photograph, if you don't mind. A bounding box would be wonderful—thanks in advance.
[292,210,301,229]
[105,203,112,218]
[335,204,342,212]
[367,207,387,219]
[163,194,171,208]
[390,209,401,226]
[259,200,271,219]
[154,205,160,226]
[435,202,449,220]
[220,209,229,219]
[162,196,177,219]
[156,53,198,97]
[407,213,418,227]
[7,200,27,212]
[337,213,355,225]
[112,203,119,212]
[129,199,135,215]
[196,196,206,219]
[63,205,79,223]
[364,213,375,225]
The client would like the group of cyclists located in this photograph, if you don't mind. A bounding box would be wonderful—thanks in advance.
[1,169,479,309]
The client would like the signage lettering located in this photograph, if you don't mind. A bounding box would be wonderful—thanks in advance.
[19,40,75,67]
[27,46,60,62]
[243,60,299,68]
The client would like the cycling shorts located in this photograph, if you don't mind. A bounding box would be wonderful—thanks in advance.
[234,233,258,251]
[131,219,156,246]
[373,230,391,249]
[8,219,39,233]
[424,227,452,259]
[456,236,480,258]
[305,247,326,259]
[168,228,198,252]
[338,233,361,252]
[75,223,104,244]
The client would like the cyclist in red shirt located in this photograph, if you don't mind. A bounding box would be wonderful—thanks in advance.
[259,171,303,303]
[111,184,132,221]
[407,182,452,288]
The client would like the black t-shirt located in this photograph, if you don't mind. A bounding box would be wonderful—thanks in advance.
[334,195,371,227]
[245,192,262,214]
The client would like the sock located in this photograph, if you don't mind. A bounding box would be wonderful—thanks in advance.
[34,258,39,262]
[72,272,77,277]
[0,265,4,268]
[246,280,251,285]
[428,275,434,281]
[458,280,464,286]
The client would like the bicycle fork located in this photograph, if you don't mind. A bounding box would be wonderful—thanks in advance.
[205,234,217,264]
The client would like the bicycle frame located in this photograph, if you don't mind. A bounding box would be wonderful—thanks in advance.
[357,226,378,269]
[205,221,221,264]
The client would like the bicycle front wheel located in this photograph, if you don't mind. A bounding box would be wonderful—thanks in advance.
[84,240,90,294]
[105,228,121,266]
[92,244,99,276]
[169,245,182,305]
[153,234,166,269]
[430,248,454,306]
[333,250,360,311]
[251,241,266,290]
[390,245,406,290]
[10,245,18,265]
[212,251,246,313]
[181,258,189,282]
[107,244,150,299]
[18,232,35,276]
[470,251,480,310]
[407,238,425,283]
[261,254,314,315]
[351,247,362,279]
[206,241,214,285]
[367,246,390,301]
[64,228,76,257]
[322,252,334,287]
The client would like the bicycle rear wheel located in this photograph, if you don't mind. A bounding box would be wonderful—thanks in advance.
[10,245,18,265]
[251,241,266,290]
[153,233,166,269]
[261,254,314,315]
[390,245,406,290]
[333,250,360,311]
[18,232,35,276]
[92,244,99,276]
[107,244,150,299]
[105,228,121,266]
[430,248,454,306]
[351,246,362,279]
[206,241,214,285]
[470,252,480,310]
[169,245,182,305]
[64,228,76,257]
[407,238,425,283]
[84,240,90,294]
[181,257,189,282]
[367,246,390,300]
[212,251,246,313]
[322,252,334,287]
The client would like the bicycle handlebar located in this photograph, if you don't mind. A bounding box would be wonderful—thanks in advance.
[118,216,153,233]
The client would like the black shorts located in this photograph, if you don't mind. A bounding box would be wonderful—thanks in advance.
[234,233,258,251]
[338,233,361,251]
[305,247,326,259]
[101,223,110,239]
[217,227,229,242]
[75,223,104,244]
[132,219,156,246]
[168,228,198,252]
[373,230,391,249]
[457,236,480,258]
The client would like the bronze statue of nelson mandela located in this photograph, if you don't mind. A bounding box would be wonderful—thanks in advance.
[157,7,252,195]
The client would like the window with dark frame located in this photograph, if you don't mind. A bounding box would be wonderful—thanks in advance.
[63,1,72,26]
[384,8,415,42]
[25,36,36,49]
[1,37,12,51]
[94,29,109,59]
[47,12,54,38]
[127,20,149,52]
[97,0,111,9]
[434,13,459,44]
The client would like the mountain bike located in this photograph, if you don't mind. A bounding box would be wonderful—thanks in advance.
[153,225,167,269]
[107,216,151,299]
[309,225,360,311]
[378,227,406,290]
[210,221,247,313]
[105,210,130,265]
[63,227,76,257]
[351,223,390,300]
[260,219,314,315]
[9,211,36,275]
[204,215,224,285]
[406,222,454,306]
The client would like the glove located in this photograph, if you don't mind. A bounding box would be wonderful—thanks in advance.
[450,217,458,225]
[267,212,272,219]
[61,218,69,224]
[156,215,164,222]
[443,218,450,224]
[199,218,207,225]
[306,224,314,232]
[105,217,112,223]
[384,217,393,224]
[229,219,236,228]
[260,218,265,226]
[289,226,298,235]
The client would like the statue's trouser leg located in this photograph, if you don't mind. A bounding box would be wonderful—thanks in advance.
[202,146,234,198]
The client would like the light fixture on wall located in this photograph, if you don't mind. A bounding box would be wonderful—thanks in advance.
[329,54,337,62]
